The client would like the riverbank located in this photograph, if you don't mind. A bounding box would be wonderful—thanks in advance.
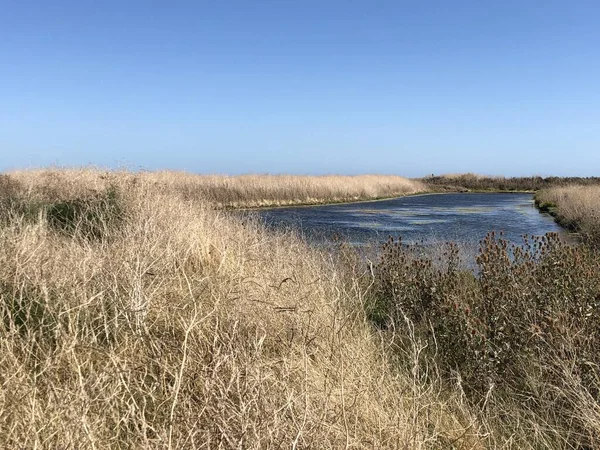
[422,173,600,193]
[536,184,600,247]
[239,189,444,211]
[5,169,427,210]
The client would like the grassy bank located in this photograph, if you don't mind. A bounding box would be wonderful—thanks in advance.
[424,173,600,192]
[2,168,600,448]
[536,184,600,247]
[5,169,426,209]
[0,169,476,449]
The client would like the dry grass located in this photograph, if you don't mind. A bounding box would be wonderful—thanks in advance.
[370,233,600,448]
[0,169,479,449]
[424,173,600,192]
[6,168,426,209]
[161,172,426,208]
[4,168,597,448]
[536,184,600,246]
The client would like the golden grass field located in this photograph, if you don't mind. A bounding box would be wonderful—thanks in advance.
[0,169,479,449]
[1,168,599,449]
[23,169,425,209]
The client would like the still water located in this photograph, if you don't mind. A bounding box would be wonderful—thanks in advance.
[256,193,564,247]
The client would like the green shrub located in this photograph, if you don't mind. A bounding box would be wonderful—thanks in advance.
[0,281,63,365]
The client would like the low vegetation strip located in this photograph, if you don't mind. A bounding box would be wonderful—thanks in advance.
[536,184,600,247]
[424,172,600,192]
[157,172,428,208]
[6,169,427,210]
[5,169,426,209]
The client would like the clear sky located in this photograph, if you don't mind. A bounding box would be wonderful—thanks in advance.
[1,1,599,176]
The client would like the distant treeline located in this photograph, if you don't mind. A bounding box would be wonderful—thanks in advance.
[423,173,600,192]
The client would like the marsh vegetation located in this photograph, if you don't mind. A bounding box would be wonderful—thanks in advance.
[0,169,469,448]
[143,171,426,208]
[424,172,600,193]
[0,168,599,449]
[536,184,600,248]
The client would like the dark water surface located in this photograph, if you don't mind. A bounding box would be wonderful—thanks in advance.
[256,193,564,246]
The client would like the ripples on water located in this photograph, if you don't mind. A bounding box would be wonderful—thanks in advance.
[257,193,563,245]
[253,193,566,269]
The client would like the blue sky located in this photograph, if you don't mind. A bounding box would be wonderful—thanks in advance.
[1,1,599,176]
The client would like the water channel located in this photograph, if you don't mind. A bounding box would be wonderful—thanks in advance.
[256,192,564,248]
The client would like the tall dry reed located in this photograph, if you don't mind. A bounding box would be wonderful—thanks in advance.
[536,184,600,246]
[7,168,425,209]
[425,173,600,192]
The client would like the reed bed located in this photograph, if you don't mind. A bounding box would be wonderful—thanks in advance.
[7,168,426,209]
[155,172,427,208]
[0,169,476,449]
[536,184,600,246]
[424,173,600,192]
[6,169,425,209]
